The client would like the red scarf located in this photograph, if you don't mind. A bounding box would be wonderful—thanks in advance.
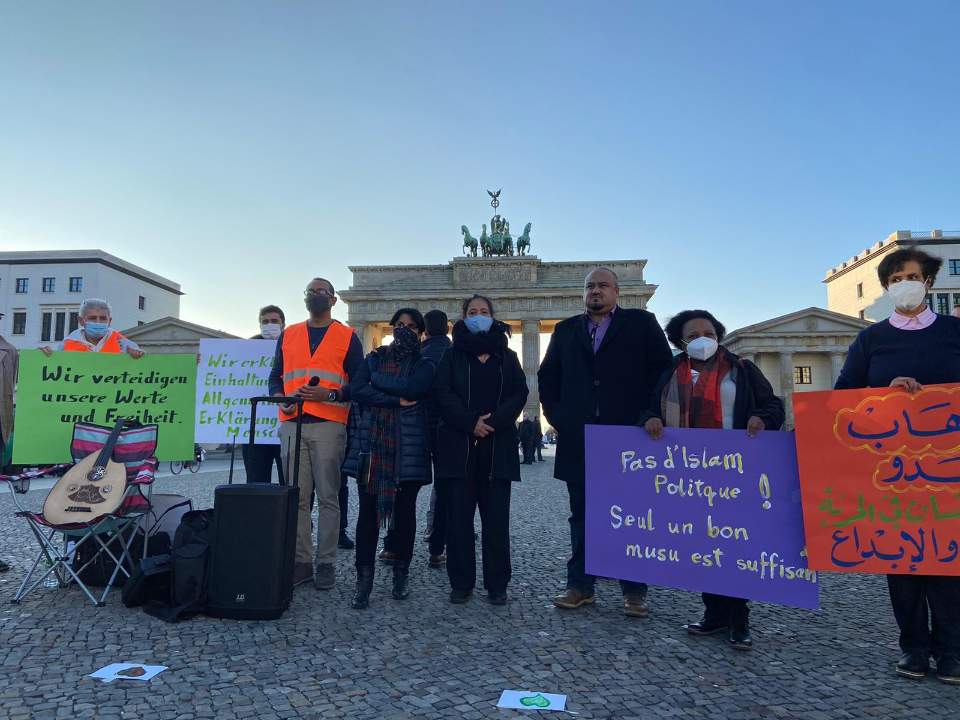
[675,352,732,429]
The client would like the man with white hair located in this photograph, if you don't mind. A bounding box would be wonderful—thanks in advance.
[40,298,143,357]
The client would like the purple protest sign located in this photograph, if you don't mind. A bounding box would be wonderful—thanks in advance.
[585,425,819,610]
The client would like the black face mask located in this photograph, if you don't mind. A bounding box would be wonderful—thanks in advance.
[305,295,331,314]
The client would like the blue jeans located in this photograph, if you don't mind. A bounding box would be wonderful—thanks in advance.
[566,480,647,596]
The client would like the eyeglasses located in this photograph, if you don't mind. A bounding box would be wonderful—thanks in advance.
[305,289,334,297]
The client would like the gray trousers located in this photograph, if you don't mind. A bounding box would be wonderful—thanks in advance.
[280,420,346,566]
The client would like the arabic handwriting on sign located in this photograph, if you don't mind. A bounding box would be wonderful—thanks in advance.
[903,406,960,438]
[846,419,899,447]
[830,526,960,570]
[879,455,960,486]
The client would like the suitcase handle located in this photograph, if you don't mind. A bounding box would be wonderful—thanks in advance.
[249,396,304,488]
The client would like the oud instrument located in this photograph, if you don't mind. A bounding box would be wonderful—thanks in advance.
[43,418,129,525]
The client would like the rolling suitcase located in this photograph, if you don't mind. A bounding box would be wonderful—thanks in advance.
[205,396,304,620]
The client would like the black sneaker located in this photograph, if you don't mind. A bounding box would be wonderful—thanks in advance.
[728,625,753,651]
[449,589,472,604]
[896,652,930,680]
[684,618,728,636]
[338,531,355,550]
[487,590,507,606]
[936,655,960,685]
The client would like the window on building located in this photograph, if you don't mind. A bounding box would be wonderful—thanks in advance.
[42,307,79,342]
[937,293,950,315]
[69,276,83,292]
[950,259,960,276]
[138,295,146,311]
[793,366,812,385]
[15,278,28,293]
[858,310,866,320]
[42,277,55,293]
[12,312,26,335]
[856,282,863,299]
[927,294,935,310]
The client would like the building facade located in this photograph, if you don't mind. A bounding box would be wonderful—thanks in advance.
[824,229,960,321]
[339,255,656,416]
[120,316,239,354]
[724,307,870,428]
[0,250,182,349]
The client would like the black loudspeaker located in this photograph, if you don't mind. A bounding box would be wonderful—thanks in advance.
[206,484,298,620]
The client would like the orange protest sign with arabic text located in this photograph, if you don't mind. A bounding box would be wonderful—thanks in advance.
[794,384,960,575]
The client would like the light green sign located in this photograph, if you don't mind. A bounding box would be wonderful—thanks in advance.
[13,349,197,463]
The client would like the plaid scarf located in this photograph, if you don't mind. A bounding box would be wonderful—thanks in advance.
[367,347,404,528]
[661,351,733,429]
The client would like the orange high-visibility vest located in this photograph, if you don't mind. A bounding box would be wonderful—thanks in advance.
[62,329,123,353]
[279,320,352,424]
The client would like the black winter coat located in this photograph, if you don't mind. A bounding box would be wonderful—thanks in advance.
[637,348,786,431]
[341,349,436,484]
[538,307,673,484]
[433,330,529,482]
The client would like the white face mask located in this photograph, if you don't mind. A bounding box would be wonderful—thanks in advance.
[686,336,719,361]
[260,323,282,339]
[887,280,928,311]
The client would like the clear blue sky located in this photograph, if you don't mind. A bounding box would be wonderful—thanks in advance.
[2,1,958,338]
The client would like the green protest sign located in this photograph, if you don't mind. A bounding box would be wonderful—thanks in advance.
[13,350,197,463]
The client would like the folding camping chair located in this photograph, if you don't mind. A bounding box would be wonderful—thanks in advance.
[2,422,159,607]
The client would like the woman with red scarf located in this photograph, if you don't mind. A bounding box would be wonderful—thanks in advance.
[640,309,784,651]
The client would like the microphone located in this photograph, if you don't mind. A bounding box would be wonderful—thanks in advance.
[307,376,320,387]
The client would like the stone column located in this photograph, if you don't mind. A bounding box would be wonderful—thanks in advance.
[521,319,541,417]
[361,324,380,353]
[830,352,845,386]
[779,351,795,429]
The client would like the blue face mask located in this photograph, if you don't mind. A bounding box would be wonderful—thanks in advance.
[84,322,110,339]
[464,315,494,334]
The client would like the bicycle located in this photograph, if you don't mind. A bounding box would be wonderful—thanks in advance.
[170,445,205,475]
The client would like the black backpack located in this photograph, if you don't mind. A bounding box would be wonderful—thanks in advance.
[144,509,214,623]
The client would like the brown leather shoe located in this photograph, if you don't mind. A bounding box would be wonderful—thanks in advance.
[293,562,313,587]
[553,588,595,609]
[379,549,398,565]
[623,593,649,618]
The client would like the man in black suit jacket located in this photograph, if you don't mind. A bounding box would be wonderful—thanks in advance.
[538,267,673,616]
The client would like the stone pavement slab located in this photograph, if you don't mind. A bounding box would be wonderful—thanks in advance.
[1,449,957,719]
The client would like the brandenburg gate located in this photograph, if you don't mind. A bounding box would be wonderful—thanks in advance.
[339,255,656,416]
[339,192,656,416]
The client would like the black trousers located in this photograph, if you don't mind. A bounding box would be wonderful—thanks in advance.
[888,574,960,657]
[521,442,535,464]
[428,476,449,557]
[535,443,543,462]
[241,443,284,484]
[446,445,512,594]
[702,593,749,627]
[566,480,647,596]
[355,482,421,569]
[339,473,349,532]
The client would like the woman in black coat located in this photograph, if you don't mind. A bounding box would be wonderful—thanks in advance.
[641,309,784,651]
[344,308,435,609]
[433,294,528,605]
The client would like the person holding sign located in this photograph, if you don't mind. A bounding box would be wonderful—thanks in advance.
[834,248,960,684]
[268,278,364,590]
[641,309,784,651]
[539,267,673,617]
[343,308,436,607]
[434,295,528,605]
[39,299,143,358]
[242,305,286,485]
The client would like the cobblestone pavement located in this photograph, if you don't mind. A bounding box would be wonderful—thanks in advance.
[1,448,957,719]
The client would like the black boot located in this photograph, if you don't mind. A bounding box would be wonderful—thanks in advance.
[351,565,374,610]
[392,564,410,600]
